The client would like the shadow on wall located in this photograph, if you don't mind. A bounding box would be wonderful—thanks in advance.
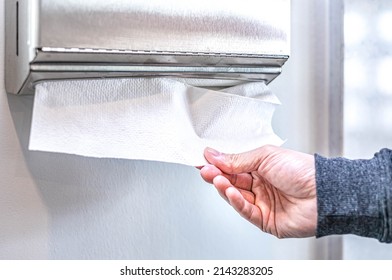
[7,93,157,214]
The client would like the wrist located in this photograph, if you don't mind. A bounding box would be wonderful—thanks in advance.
[315,153,386,241]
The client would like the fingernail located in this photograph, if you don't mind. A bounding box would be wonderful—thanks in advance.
[205,147,221,157]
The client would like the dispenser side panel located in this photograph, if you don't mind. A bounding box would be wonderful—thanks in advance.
[5,0,39,94]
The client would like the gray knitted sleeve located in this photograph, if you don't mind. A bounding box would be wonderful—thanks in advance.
[315,148,392,243]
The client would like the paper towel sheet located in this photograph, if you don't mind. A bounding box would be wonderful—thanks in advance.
[29,78,283,166]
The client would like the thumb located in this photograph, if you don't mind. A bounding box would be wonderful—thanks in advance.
[204,145,279,174]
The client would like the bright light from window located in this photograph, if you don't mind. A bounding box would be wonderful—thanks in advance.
[376,56,392,95]
[344,98,365,130]
[344,12,367,45]
[381,106,392,129]
[345,59,366,89]
[377,11,392,42]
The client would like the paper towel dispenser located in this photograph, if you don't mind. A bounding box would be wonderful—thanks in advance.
[5,0,290,95]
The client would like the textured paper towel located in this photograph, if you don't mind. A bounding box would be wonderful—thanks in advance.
[29,78,283,166]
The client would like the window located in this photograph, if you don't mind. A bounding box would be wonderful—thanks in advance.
[344,0,392,159]
[343,0,392,259]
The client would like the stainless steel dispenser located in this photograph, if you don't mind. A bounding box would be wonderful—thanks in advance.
[5,0,290,95]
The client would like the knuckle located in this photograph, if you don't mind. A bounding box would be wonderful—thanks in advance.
[224,153,238,173]
[259,144,276,155]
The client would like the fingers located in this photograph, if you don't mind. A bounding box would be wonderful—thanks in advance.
[200,164,253,190]
[213,176,262,227]
[204,145,280,175]
[212,175,232,202]
[200,164,222,183]
[226,187,261,226]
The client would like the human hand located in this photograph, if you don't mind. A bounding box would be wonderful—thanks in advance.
[200,145,317,238]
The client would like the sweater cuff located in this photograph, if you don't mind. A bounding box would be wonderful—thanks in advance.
[315,150,392,243]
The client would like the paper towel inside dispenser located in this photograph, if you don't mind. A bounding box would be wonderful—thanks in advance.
[5,0,290,95]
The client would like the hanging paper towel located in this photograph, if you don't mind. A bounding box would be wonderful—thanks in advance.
[29,78,283,166]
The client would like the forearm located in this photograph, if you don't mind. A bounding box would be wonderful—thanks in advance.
[315,149,392,243]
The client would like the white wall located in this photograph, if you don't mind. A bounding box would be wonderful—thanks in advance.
[0,1,318,259]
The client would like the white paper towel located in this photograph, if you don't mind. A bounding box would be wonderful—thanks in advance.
[29,78,283,166]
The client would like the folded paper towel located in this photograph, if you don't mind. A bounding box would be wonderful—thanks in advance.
[29,78,283,166]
